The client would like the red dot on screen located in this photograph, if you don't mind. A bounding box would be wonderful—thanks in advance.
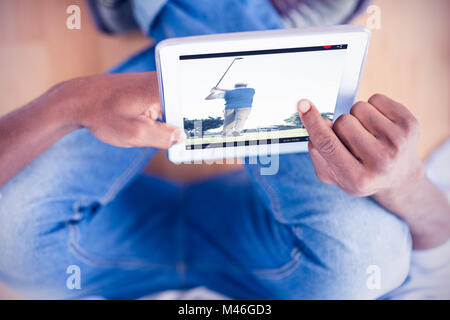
[323,45,332,49]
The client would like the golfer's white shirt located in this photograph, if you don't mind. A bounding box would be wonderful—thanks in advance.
[141,239,450,300]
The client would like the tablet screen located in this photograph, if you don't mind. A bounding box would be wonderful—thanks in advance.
[179,44,347,150]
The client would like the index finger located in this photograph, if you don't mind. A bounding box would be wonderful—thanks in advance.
[297,99,362,176]
[368,94,417,130]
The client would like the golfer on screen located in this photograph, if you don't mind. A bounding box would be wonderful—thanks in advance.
[206,83,255,137]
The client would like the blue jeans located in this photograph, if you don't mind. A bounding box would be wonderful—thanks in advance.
[0,0,410,299]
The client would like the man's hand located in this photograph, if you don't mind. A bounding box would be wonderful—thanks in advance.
[0,71,183,188]
[58,72,183,148]
[298,94,422,198]
[298,94,450,249]
[211,87,226,92]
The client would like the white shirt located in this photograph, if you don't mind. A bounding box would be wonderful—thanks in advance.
[382,239,450,299]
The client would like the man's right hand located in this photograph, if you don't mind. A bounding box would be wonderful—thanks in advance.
[297,95,450,249]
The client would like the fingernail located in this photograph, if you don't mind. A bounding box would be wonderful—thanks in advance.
[298,99,311,114]
[149,109,159,120]
[171,129,184,144]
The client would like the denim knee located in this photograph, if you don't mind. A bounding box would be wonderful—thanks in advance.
[0,130,153,270]
[286,195,412,299]
[0,175,76,283]
[246,154,412,299]
[0,134,92,286]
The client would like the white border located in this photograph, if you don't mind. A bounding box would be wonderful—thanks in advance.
[156,25,371,163]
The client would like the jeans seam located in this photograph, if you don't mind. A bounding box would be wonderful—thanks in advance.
[250,167,286,225]
[67,220,302,275]
[182,247,302,279]
[248,166,298,255]
[67,223,174,269]
[252,247,302,280]
[99,150,150,205]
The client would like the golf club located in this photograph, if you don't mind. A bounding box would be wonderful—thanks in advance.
[213,57,244,88]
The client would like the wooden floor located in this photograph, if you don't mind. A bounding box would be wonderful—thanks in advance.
[0,0,449,298]
[352,0,450,159]
[0,0,448,162]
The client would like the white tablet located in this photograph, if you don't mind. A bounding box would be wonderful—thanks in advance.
[156,25,370,163]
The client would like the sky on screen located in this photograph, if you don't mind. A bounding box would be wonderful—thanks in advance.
[180,49,346,129]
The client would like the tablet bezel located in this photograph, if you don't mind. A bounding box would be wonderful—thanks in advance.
[156,25,370,163]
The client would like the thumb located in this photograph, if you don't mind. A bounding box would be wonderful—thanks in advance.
[150,120,185,149]
[133,118,185,149]
[297,99,359,178]
[297,99,340,159]
[297,99,331,138]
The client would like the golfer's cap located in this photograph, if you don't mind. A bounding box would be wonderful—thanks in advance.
[234,83,247,88]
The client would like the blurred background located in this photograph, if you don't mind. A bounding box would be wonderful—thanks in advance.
[0,0,449,298]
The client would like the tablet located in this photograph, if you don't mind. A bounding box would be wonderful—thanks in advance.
[156,25,370,163]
